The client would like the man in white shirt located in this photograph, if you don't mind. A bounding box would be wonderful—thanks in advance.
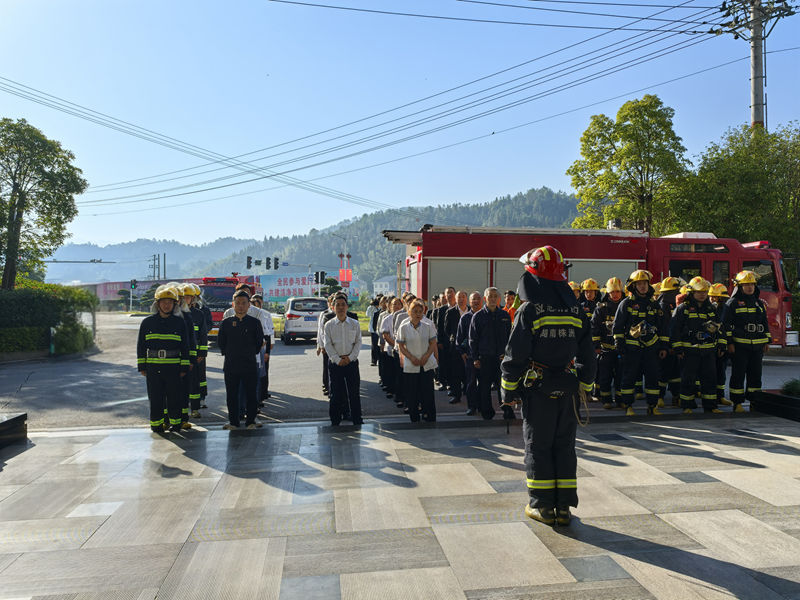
[397,299,438,422]
[251,294,274,403]
[381,297,402,400]
[323,294,363,426]
[316,296,335,395]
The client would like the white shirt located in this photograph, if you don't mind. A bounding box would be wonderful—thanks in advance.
[366,304,378,333]
[323,316,361,364]
[317,309,332,350]
[396,320,438,373]
[381,311,397,356]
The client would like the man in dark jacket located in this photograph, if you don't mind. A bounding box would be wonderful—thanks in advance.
[501,246,596,527]
[457,292,483,415]
[444,291,469,403]
[470,287,512,420]
[218,289,264,430]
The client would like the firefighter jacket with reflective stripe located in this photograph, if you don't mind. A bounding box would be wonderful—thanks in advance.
[579,297,597,322]
[501,274,596,394]
[181,310,198,364]
[190,306,209,358]
[590,296,621,351]
[137,313,191,372]
[612,294,668,350]
[199,304,213,332]
[469,305,512,359]
[721,289,771,345]
[669,297,724,352]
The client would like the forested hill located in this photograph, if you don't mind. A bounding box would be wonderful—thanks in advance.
[197,187,577,285]
[49,187,577,284]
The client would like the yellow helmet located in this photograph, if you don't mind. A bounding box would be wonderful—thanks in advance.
[605,277,623,293]
[734,270,758,285]
[628,269,653,283]
[660,276,681,292]
[581,278,599,291]
[191,283,202,296]
[652,281,662,295]
[680,284,690,295]
[179,283,196,296]
[154,285,179,302]
[710,283,730,298]
[687,276,711,293]
[568,281,580,292]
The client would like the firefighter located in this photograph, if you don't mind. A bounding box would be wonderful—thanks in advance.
[500,246,596,527]
[613,270,667,416]
[670,277,726,414]
[172,283,198,429]
[568,281,581,299]
[722,270,771,412]
[579,279,599,321]
[137,285,190,433]
[182,284,208,419]
[657,277,682,407]
[195,284,212,407]
[709,283,733,405]
[591,277,624,409]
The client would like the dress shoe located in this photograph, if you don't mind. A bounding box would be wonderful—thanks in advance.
[466,408,477,416]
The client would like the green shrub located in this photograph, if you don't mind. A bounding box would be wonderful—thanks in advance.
[0,326,49,352]
[53,318,94,355]
[781,378,800,398]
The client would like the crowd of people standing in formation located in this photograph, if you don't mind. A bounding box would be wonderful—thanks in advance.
[137,281,273,432]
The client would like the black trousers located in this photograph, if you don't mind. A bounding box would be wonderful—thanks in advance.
[729,344,764,404]
[597,351,622,404]
[224,365,258,426]
[477,355,502,419]
[262,347,270,399]
[463,358,479,410]
[322,351,329,390]
[403,369,436,422]
[449,345,465,400]
[438,345,450,387]
[146,365,184,428]
[328,360,361,425]
[198,360,208,399]
[370,333,380,365]
[392,354,403,403]
[188,363,201,412]
[679,351,718,410]
[620,347,660,407]
[522,371,579,509]
[716,353,728,400]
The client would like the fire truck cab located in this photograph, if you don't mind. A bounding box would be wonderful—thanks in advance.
[200,275,262,342]
[383,226,794,347]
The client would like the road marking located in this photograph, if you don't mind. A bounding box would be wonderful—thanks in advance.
[101,396,148,407]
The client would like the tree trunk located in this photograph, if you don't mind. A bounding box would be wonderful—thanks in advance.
[2,186,25,290]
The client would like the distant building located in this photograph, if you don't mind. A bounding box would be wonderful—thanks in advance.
[373,275,396,296]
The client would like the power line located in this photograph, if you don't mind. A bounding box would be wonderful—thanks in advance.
[86,0,708,192]
[265,0,716,30]
[515,0,716,6]
[85,46,799,217]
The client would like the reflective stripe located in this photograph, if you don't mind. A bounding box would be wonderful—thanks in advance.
[580,381,593,392]
[137,358,146,364]
[501,378,519,391]
[732,337,769,344]
[556,478,577,489]
[702,394,717,400]
[540,247,550,260]
[532,315,583,330]
[145,358,181,364]
[746,387,762,393]
[189,393,201,400]
[526,478,555,489]
[614,333,624,339]
[599,391,611,397]
[735,307,758,313]
[180,359,190,366]
[680,394,695,401]
[199,381,208,387]
[620,388,635,394]
[182,408,189,414]
[716,385,726,390]
[729,387,745,394]
[150,418,164,427]
[189,350,197,356]
[193,325,199,331]
[591,336,601,342]
[198,345,208,350]
[169,418,182,425]
[145,333,182,341]
[645,388,660,395]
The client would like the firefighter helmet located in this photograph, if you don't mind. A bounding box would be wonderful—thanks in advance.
[680,284,690,295]
[734,270,758,285]
[519,246,568,281]
[687,276,711,293]
[709,283,730,298]
[191,283,202,296]
[581,278,599,291]
[568,281,580,292]
[605,277,623,293]
[660,276,681,292]
[626,269,653,293]
[179,283,196,296]
[154,285,179,302]
[652,281,662,296]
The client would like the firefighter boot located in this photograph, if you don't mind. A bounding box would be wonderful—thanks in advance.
[734,404,746,413]
[647,406,663,416]
[556,508,572,526]
[525,505,556,525]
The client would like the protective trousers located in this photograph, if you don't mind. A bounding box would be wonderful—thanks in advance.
[596,351,622,405]
[658,352,681,402]
[620,347,660,407]
[522,371,579,509]
[180,367,193,422]
[729,344,764,405]
[188,364,201,411]
[679,351,717,410]
[146,366,183,429]
[716,353,728,401]
[198,361,208,399]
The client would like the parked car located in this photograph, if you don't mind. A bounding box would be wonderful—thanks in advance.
[281,296,328,344]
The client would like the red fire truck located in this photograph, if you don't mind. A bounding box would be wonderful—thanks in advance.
[383,226,795,346]
[200,275,262,342]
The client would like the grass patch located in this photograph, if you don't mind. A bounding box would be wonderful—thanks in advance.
[780,378,800,397]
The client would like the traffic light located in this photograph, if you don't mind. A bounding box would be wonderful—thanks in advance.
[313,271,319,284]
[273,256,279,270]
[247,256,252,269]
[265,257,271,269]
[130,279,137,290]
[319,270,326,283]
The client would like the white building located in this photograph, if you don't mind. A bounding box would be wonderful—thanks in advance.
[373,275,396,296]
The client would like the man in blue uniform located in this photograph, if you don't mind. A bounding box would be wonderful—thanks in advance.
[591,277,624,409]
[137,286,191,433]
[470,287,512,420]
[501,246,596,526]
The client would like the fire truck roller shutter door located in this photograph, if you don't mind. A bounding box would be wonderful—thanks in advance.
[427,259,489,302]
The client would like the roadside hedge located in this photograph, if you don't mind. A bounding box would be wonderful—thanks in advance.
[0,326,49,352]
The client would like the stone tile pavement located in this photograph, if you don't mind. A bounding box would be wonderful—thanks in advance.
[0,414,799,599]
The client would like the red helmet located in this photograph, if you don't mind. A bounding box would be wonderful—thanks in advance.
[519,246,568,281]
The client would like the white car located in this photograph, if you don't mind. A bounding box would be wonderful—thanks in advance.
[281,296,328,344]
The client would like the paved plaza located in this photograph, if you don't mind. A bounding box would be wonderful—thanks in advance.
[1,413,800,599]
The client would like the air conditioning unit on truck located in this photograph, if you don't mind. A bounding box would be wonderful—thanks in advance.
[199,275,262,343]
[382,226,795,347]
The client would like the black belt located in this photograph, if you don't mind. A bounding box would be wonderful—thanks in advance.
[146,349,181,358]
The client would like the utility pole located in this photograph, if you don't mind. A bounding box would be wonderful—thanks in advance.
[163,253,166,279]
[714,0,796,128]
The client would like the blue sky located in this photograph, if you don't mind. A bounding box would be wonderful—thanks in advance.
[1,0,798,246]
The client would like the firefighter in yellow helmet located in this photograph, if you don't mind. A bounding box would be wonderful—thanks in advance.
[579,278,599,320]
[657,276,683,406]
[708,283,733,406]
[181,283,208,420]
[136,285,191,433]
[194,283,212,407]
[612,270,667,416]
[591,277,625,409]
[669,277,726,414]
[568,281,581,299]
[721,270,771,412]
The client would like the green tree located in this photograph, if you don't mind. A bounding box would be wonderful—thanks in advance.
[0,118,87,289]
[567,95,688,233]
[321,277,342,297]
